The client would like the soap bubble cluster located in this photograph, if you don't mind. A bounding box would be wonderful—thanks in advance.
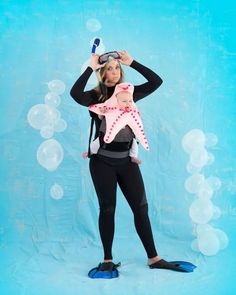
[27,79,67,199]
[27,80,67,140]
[182,128,228,256]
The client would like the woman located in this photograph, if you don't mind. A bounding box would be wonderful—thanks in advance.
[70,51,195,278]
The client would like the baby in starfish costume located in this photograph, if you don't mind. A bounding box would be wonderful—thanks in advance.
[85,82,149,163]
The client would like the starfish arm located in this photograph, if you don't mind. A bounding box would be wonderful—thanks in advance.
[127,113,149,150]
[88,103,107,116]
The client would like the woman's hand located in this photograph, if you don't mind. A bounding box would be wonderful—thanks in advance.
[118,50,134,66]
[89,54,106,71]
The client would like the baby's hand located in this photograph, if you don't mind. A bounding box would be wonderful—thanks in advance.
[82,152,89,159]
[131,157,142,165]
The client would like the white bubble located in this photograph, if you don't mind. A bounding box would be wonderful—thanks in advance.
[37,139,64,171]
[214,229,229,250]
[46,106,60,122]
[45,92,61,107]
[86,18,102,32]
[205,132,218,147]
[27,104,51,130]
[206,176,222,191]
[184,173,205,194]
[197,181,214,199]
[189,199,214,224]
[198,231,220,256]
[40,125,54,139]
[54,118,67,132]
[47,80,65,95]
[186,162,201,174]
[196,224,214,236]
[190,148,209,168]
[27,104,61,130]
[182,129,206,154]
[50,183,64,200]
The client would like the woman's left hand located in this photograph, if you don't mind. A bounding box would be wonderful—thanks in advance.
[118,50,134,66]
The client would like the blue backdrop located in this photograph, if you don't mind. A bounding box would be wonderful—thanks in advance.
[1,1,236,294]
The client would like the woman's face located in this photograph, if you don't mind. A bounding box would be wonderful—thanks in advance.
[104,60,121,86]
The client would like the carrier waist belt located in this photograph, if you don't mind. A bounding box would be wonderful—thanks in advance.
[101,141,131,152]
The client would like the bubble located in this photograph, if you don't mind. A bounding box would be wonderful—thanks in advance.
[196,224,214,236]
[214,229,229,250]
[40,125,54,139]
[189,199,214,224]
[197,181,214,199]
[45,92,61,107]
[54,118,67,133]
[206,176,222,191]
[190,148,209,168]
[198,231,220,256]
[47,80,65,95]
[184,173,205,194]
[37,139,64,171]
[86,18,102,32]
[186,162,201,174]
[27,104,60,130]
[50,183,64,200]
[205,133,218,147]
[27,104,51,130]
[182,129,206,154]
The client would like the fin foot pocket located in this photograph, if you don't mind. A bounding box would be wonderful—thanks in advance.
[88,262,121,279]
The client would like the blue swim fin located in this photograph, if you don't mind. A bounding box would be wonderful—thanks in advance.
[149,259,196,273]
[170,261,197,272]
[88,262,121,279]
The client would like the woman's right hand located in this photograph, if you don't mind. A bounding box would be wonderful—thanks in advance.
[89,54,106,71]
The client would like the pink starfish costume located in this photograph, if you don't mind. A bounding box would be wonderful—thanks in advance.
[88,82,149,151]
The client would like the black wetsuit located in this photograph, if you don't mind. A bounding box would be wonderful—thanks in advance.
[70,60,163,260]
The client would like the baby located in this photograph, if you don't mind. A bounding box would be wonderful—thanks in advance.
[83,82,150,164]
[88,91,141,164]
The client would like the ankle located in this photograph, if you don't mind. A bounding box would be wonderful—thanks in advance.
[104,259,113,263]
[148,255,161,265]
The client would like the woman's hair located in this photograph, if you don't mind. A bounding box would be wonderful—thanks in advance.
[94,60,124,102]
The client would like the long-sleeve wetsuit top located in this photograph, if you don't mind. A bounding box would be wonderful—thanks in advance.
[70,60,163,159]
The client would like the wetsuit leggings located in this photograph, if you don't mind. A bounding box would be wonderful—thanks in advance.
[89,155,158,260]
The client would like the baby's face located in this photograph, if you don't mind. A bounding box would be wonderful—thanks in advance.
[116,91,133,109]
